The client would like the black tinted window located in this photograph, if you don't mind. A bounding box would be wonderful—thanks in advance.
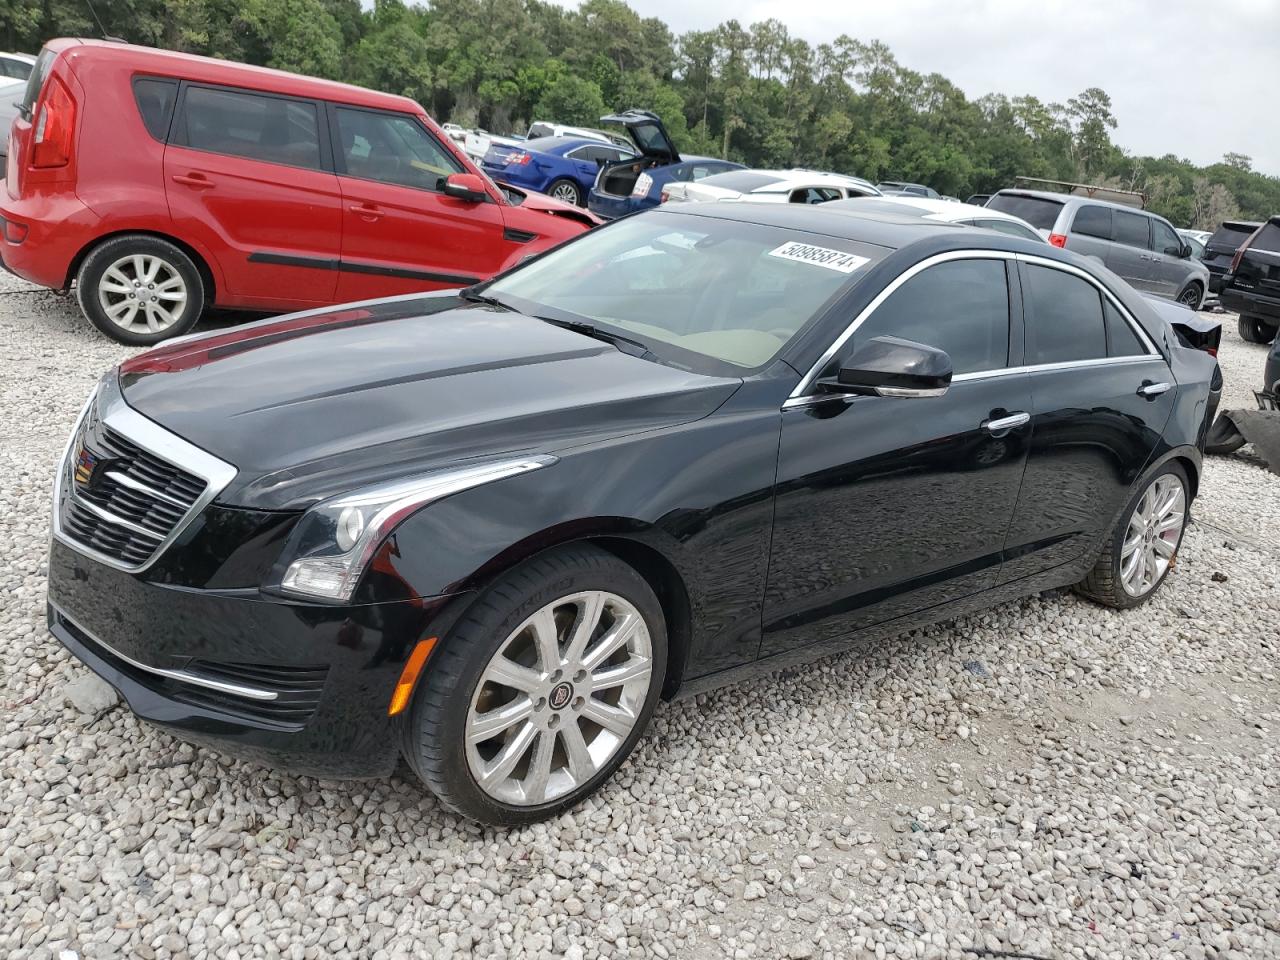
[336,108,463,191]
[1023,265,1107,364]
[1073,204,1113,240]
[1253,222,1280,250]
[986,194,1063,230]
[1114,211,1150,249]
[133,78,177,141]
[181,87,321,170]
[855,259,1010,375]
[1206,222,1260,251]
[1104,300,1146,357]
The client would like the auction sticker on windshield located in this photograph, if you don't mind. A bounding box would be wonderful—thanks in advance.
[768,241,869,274]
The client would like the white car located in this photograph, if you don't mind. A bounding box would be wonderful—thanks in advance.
[0,52,34,81]
[830,195,1046,243]
[661,169,881,206]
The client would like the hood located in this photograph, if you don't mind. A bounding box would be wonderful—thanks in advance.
[500,182,601,226]
[601,110,679,164]
[118,296,739,510]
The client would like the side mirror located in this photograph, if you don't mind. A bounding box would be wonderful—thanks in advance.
[824,335,952,398]
[1180,243,1193,259]
[443,173,489,203]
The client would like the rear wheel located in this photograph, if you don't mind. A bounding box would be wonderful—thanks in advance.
[1176,282,1203,309]
[76,235,205,345]
[1238,315,1278,344]
[547,178,584,207]
[1075,462,1189,609]
[400,544,666,826]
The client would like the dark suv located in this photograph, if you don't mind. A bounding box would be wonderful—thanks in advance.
[1220,216,1280,344]
[1202,220,1262,295]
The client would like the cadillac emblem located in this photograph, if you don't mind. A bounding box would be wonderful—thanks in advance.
[73,443,100,487]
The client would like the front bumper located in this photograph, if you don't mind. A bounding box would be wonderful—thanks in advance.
[47,538,459,779]
[1221,285,1280,323]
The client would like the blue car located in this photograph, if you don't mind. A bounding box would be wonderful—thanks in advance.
[481,136,637,208]
[587,110,744,220]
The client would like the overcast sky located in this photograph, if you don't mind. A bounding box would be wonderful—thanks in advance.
[565,0,1280,176]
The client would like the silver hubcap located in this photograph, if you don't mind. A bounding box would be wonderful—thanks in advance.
[551,183,578,203]
[98,254,188,334]
[465,591,652,806]
[1179,288,1199,307]
[1120,474,1186,597]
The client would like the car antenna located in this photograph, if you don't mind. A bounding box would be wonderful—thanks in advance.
[84,0,128,42]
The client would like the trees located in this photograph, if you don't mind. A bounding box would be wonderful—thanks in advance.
[4,0,1277,225]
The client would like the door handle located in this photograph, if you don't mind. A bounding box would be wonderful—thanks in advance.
[349,203,383,221]
[1137,381,1172,399]
[171,173,214,189]
[984,412,1030,434]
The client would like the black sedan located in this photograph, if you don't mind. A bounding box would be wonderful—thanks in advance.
[48,205,1220,825]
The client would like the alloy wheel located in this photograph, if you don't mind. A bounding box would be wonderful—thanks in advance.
[1120,474,1186,597]
[465,590,653,806]
[551,182,581,205]
[1177,287,1200,308]
[97,254,188,334]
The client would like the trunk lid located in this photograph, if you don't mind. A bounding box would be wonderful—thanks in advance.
[600,110,679,164]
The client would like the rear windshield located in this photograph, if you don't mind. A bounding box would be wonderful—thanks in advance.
[1207,222,1261,250]
[18,49,54,118]
[985,193,1063,230]
[1252,222,1280,251]
[698,171,786,193]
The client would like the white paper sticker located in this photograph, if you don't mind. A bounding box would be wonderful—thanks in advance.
[768,241,869,274]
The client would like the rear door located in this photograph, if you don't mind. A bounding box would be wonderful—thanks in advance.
[329,104,510,302]
[1000,259,1175,581]
[1106,210,1155,293]
[164,83,341,305]
[1066,203,1114,263]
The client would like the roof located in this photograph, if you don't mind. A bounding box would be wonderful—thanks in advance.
[747,170,874,192]
[992,188,1156,216]
[845,196,1033,226]
[45,38,421,114]
[522,135,615,154]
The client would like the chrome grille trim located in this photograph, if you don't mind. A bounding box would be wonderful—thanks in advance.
[52,373,238,573]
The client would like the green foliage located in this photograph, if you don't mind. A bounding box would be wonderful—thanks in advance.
[5,0,1278,225]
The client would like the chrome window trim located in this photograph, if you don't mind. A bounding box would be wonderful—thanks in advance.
[784,248,1163,408]
[53,606,278,701]
[51,372,238,574]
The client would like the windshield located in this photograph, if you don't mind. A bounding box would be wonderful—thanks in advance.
[487,211,878,373]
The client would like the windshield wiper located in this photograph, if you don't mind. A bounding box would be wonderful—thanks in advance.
[459,286,510,309]
[535,315,658,361]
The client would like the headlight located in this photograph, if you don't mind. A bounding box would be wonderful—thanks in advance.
[275,456,556,602]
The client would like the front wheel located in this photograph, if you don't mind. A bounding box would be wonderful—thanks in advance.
[76,235,205,345]
[400,545,666,826]
[547,178,584,207]
[1238,315,1279,344]
[1176,283,1203,309]
[1074,462,1189,609]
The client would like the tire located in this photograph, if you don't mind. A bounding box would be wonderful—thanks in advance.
[400,544,667,826]
[1074,461,1189,610]
[76,235,205,346]
[1204,414,1246,456]
[546,178,584,207]
[1238,315,1278,344]
[1176,282,1203,310]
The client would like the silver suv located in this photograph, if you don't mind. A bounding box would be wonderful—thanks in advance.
[987,189,1209,309]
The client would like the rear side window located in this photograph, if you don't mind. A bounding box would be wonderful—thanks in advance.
[1023,264,1107,364]
[179,86,322,170]
[1072,204,1113,240]
[986,194,1063,231]
[974,218,1043,242]
[1253,221,1280,252]
[855,258,1010,375]
[790,187,842,204]
[18,49,55,119]
[1104,300,1146,357]
[1114,211,1150,249]
[133,78,177,141]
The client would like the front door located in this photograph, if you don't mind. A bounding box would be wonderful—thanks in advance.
[761,255,1033,657]
[330,105,511,301]
[1148,218,1190,298]
[999,260,1177,581]
[164,84,341,306]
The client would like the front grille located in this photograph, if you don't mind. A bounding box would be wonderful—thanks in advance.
[55,375,235,572]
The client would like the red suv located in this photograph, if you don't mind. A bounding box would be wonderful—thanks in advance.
[2,39,597,344]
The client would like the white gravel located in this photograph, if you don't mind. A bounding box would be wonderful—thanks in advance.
[2,279,1278,960]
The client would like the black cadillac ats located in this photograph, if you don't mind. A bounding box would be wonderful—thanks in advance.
[48,205,1222,825]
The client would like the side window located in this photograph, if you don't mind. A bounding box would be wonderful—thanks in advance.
[179,86,322,170]
[335,108,463,191]
[853,259,1010,375]
[1152,220,1182,256]
[133,77,177,142]
[1023,264,1107,364]
[1104,300,1147,356]
[1072,204,1113,240]
[1114,211,1150,249]
[2,60,27,79]
[790,187,841,204]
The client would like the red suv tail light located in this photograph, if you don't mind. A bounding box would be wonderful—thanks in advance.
[32,75,76,169]
[1048,233,1067,248]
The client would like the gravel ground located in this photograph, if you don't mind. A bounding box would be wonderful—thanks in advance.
[2,278,1278,960]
